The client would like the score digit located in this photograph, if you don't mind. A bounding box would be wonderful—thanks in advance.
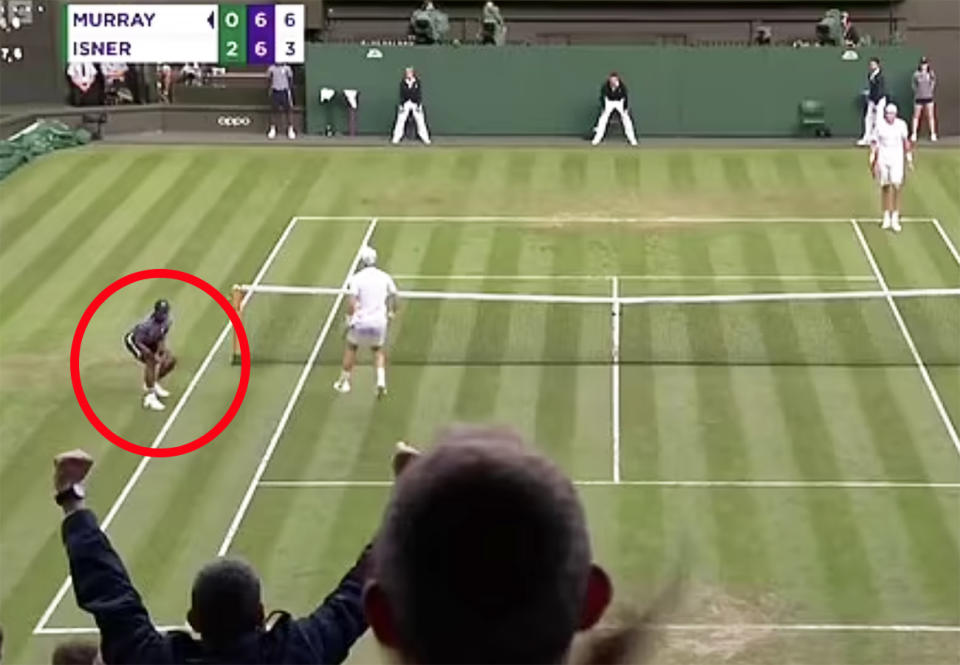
[285,12,295,27]
[219,5,247,64]
[255,41,267,57]
[274,5,304,63]
[254,11,267,28]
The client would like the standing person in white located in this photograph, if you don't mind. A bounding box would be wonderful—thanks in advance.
[911,57,937,142]
[592,72,638,146]
[391,67,431,145]
[334,247,398,398]
[870,103,913,233]
[858,57,886,146]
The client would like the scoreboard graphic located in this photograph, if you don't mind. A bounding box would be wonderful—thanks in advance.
[64,4,304,64]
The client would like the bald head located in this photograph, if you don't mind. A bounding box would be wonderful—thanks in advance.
[366,426,610,664]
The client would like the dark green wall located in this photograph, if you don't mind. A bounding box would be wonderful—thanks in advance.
[306,45,922,137]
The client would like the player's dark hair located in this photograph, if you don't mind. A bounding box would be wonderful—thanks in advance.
[51,639,99,665]
[190,558,262,645]
[153,299,170,318]
[870,56,881,65]
[374,425,593,664]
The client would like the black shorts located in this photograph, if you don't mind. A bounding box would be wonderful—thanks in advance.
[271,89,292,110]
[124,332,151,363]
[915,98,933,106]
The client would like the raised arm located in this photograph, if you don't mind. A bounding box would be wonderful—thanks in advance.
[56,451,169,664]
[291,543,372,663]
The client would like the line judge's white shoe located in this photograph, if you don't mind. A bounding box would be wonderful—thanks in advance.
[143,393,166,411]
[333,379,351,394]
[267,125,277,140]
[881,217,892,230]
[287,126,296,140]
[931,133,938,142]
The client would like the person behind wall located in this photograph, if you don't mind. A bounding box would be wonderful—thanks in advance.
[481,1,505,46]
[391,67,431,145]
[857,57,886,146]
[841,11,860,47]
[911,57,937,142]
[591,72,638,146]
[66,62,103,106]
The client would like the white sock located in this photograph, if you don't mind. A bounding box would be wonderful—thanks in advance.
[339,370,350,383]
[883,211,891,226]
[376,367,386,387]
[892,211,900,224]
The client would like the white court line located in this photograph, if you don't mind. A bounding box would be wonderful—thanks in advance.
[32,215,302,636]
[295,215,935,224]
[851,219,960,458]
[216,218,379,556]
[35,622,960,636]
[611,277,621,484]
[931,218,960,269]
[394,274,878,282]
[257,479,960,489]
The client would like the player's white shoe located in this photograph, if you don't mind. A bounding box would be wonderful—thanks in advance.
[856,138,870,146]
[892,214,902,233]
[881,214,891,230]
[143,393,165,411]
[376,384,387,400]
[931,133,938,142]
[333,379,351,394]
[287,126,296,140]
[267,125,277,140]
[145,383,170,398]
[910,133,918,143]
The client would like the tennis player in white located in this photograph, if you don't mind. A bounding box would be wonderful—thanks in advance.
[869,103,913,233]
[333,246,398,398]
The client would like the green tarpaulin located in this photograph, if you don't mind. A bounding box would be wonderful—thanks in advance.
[0,120,91,181]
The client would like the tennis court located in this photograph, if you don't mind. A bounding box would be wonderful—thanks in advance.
[3,146,958,664]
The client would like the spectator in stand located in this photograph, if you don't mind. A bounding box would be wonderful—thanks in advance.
[911,57,937,142]
[480,1,506,45]
[858,57,886,146]
[391,67,431,145]
[53,449,370,664]
[363,425,615,663]
[841,11,860,47]
[51,640,99,665]
[592,72,638,146]
[267,62,296,140]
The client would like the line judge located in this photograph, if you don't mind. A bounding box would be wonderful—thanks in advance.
[391,67,432,145]
[591,72,638,146]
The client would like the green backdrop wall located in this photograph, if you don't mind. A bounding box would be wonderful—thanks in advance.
[306,45,922,138]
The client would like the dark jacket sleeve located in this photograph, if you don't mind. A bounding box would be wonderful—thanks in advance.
[621,82,629,108]
[63,509,171,665]
[290,544,372,664]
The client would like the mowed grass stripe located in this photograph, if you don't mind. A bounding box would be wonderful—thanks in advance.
[0,153,164,321]
[0,152,105,259]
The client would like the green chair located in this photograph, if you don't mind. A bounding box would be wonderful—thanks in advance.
[798,100,830,137]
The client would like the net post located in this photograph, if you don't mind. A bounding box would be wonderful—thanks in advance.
[231,285,243,365]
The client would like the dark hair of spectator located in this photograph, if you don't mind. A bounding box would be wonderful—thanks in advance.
[870,56,881,65]
[918,57,931,71]
[51,640,99,665]
[609,72,619,79]
[373,425,594,664]
[189,558,263,645]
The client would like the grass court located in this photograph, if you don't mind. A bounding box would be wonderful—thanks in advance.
[1,145,959,664]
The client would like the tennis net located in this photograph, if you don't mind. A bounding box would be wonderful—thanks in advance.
[230,283,960,367]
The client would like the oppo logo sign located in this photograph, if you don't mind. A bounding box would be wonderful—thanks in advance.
[217,116,252,127]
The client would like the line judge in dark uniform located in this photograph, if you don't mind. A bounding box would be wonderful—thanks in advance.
[591,72,638,146]
[391,67,432,145]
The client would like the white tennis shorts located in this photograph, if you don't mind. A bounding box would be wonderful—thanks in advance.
[876,160,904,187]
[347,321,387,348]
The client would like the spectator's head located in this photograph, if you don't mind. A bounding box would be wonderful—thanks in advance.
[364,425,612,664]
[841,11,850,26]
[404,67,416,79]
[188,558,264,647]
[608,72,620,87]
[869,56,881,72]
[919,56,931,72]
[51,640,99,665]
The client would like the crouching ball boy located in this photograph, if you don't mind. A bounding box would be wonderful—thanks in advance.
[334,247,398,398]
